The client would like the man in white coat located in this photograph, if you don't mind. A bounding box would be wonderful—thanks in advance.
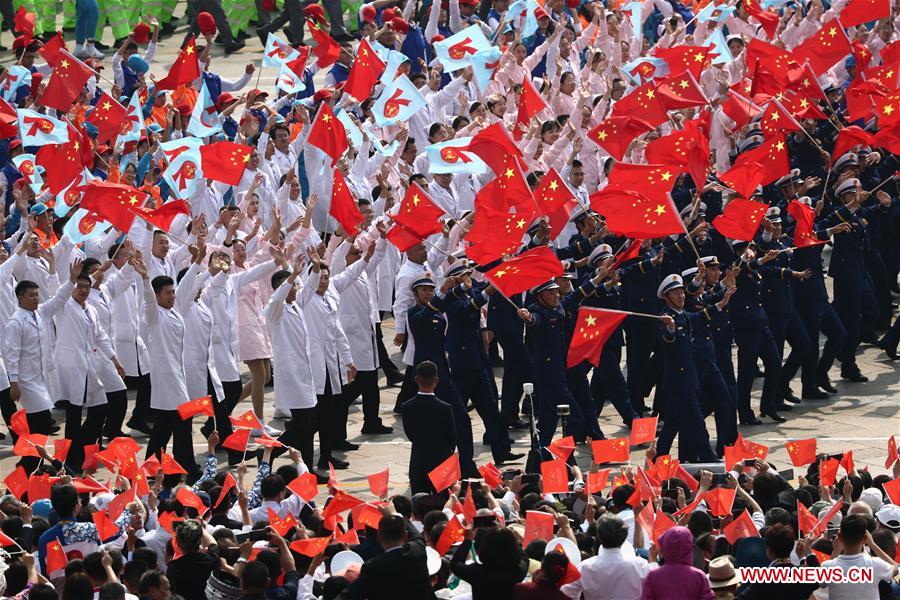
[0,234,28,442]
[264,251,324,481]
[134,255,200,479]
[5,264,75,471]
[43,260,126,471]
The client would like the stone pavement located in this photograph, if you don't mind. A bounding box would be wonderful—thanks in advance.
[0,15,898,502]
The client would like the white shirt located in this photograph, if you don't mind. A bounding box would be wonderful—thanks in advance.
[822,553,896,600]
[141,279,190,411]
[561,546,653,600]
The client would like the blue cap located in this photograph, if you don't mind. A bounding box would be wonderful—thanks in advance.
[411,275,436,290]
[31,498,52,519]
[83,121,99,137]
[446,262,470,277]
[29,203,48,216]
[127,55,149,74]
[845,55,856,69]
[532,280,560,295]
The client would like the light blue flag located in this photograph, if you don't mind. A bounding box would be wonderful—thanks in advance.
[64,208,112,244]
[703,27,734,65]
[275,62,306,95]
[696,2,736,22]
[372,74,427,126]
[11,154,43,194]
[382,49,411,81]
[263,33,300,68]
[16,109,69,146]
[335,108,364,150]
[161,138,204,199]
[507,0,540,39]
[471,47,502,93]
[426,137,488,175]
[115,91,144,148]
[622,2,643,43]
[187,81,223,138]
[761,0,791,8]
[434,25,493,72]
[622,57,670,85]
[55,168,93,218]
[361,122,400,157]
[2,66,31,102]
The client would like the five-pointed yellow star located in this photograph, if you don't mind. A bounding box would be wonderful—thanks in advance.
[828,27,837,37]
[693,52,705,62]
[585,314,597,327]
[884,104,895,116]
[549,180,558,191]
[678,79,689,89]
[775,141,785,151]
[770,111,780,121]
[646,89,655,99]
[504,168,514,178]
[597,130,608,141]
[60,59,69,69]
[799,98,809,109]
[322,113,332,122]
[495,269,507,277]
[102,101,111,111]
[516,218,526,228]
[129,195,139,205]
[185,45,194,54]
[413,194,420,205]
[654,204,666,215]
[661,171,672,181]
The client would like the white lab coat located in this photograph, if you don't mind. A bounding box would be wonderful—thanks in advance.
[86,283,127,394]
[263,271,318,411]
[303,273,354,395]
[0,253,25,388]
[4,281,74,413]
[175,264,224,402]
[141,278,190,411]
[11,254,57,300]
[111,264,151,378]
[47,296,116,407]
[336,243,386,372]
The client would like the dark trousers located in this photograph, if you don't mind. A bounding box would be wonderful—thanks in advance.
[396,365,418,409]
[257,0,306,44]
[21,410,52,473]
[103,389,128,438]
[656,388,716,463]
[590,345,638,429]
[882,314,900,352]
[827,280,864,374]
[124,374,151,425]
[0,386,16,443]
[376,323,402,380]
[146,409,198,473]
[206,374,241,464]
[0,0,13,34]
[452,367,511,462]
[697,360,737,453]
[185,0,234,45]
[493,330,530,418]
[64,401,108,471]
[565,364,601,441]
[772,311,811,389]
[436,378,477,477]
[221,380,242,415]
[796,300,846,393]
[315,375,337,468]
[534,381,584,450]
[625,318,657,413]
[276,407,317,467]
[733,326,782,417]
[339,369,382,432]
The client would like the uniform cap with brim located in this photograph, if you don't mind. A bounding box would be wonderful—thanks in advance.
[425,547,442,575]
[569,206,595,224]
[833,152,859,172]
[588,243,613,265]
[446,263,470,278]
[679,202,706,219]
[765,206,781,222]
[701,255,720,267]
[681,267,698,279]
[411,275,436,290]
[657,274,684,299]
[533,280,560,295]
[774,168,801,188]
[835,177,860,197]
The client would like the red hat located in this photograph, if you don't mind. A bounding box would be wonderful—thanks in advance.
[431,34,445,43]
[535,6,549,19]
[12,35,39,51]
[133,22,151,44]
[215,92,236,110]
[197,11,217,36]
[249,88,269,99]
[382,7,398,20]
[460,0,479,7]
[85,57,104,70]
[361,5,377,22]
[304,4,326,23]
[96,144,110,154]
[565,0,579,7]
[8,140,21,151]
[313,88,334,103]
[390,17,409,34]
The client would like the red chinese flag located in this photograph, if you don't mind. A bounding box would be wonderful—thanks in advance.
[656,72,707,110]
[12,433,47,457]
[522,510,555,547]
[567,308,627,368]
[840,450,855,475]
[630,416,658,446]
[155,37,201,90]
[463,122,524,176]
[833,125,876,160]
[705,487,736,517]
[222,429,252,453]
[82,444,100,472]
[797,500,818,535]
[391,183,444,239]
[107,487,134,520]
[723,509,760,544]
[78,181,148,232]
[38,32,67,65]
[230,409,264,430]
[367,468,389,498]
[52,438,72,463]
[214,473,237,508]
[473,154,534,213]
[612,82,668,127]
[720,161,765,200]
[199,141,252,186]
[675,491,706,518]
[819,458,840,487]
[267,508,298,536]
[514,76,548,140]
[176,487,208,515]
[93,510,120,540]
[308,21,341,68]
[548,436,576,462]
[587,115,654,161]
[13,6,34,36]
[886,435,898,469]
[330,170,364,236]
[142,200,191,233]
[86,91,127,144]
[334,528,360,545]
[9,409,29,437]
[39,51,94,112]
[883,478,900,506]
[652,512,676,545]
[744,0,779,38]
[644,125,710,189]
[478,463,503,489]
[483,246,563,296]
[27,473,55,502]
[290,537,331,557]
[352,503,385,530]
[0,99,17,139]
[467,207,535,265]
[786,438,818,467]
[131,471,150,498]
[653,45,710,79]
[288,472,320,502]
[655,455,678,481]
[674,464,699,493]
[307,103,348,166]
[534,168,578,240]
[587,469,612,495]
[35,134,85,196]
[787,200,826,248]
[589,189,683,239]
[344,39,385,101]
[385,223,424,253]
[722,90,761,130]
[45,537,68,574]
[462,489,476,524]
[840,0,890,27]
[160,452,188,475]
[760,100,800,136]
[874,88,900,127]
[793,20,852,76]
[0,530,16,548]
[540,459,569,494]
[591,438,630,464]
[712,198,769,241]
[435,515,465,555]
[177,395,215,420]
[611,239,642,271]
[428,454,461,493]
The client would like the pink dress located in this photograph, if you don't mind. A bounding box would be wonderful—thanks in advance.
[234,261,273,361]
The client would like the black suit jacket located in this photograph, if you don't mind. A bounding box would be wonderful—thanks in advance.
[399,393,457,494]
[339,539,436,600]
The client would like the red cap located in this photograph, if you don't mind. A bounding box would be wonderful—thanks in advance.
[12,35,40,51]
[361,5,377,22]
[215,92,236,110]
[460,0,479,7]
[313,88,334,103]
[133,22,151,44]
[390,17,409,34]
[96,144,110,154]
[535,6,549,19]
[197,11,217,36]
[565,0,579,7]
[8,139,21,151]
[382,7,398,20]
[304,4,326,23]
[431,34,445,43]
[249,88,269,99]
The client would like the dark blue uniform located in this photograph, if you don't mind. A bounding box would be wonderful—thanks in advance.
[487,292,531,421]
[619,248,662,413]
[562,279,605,441]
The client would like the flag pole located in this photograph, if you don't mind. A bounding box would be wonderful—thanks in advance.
[587,306,666,320]
[772,97,828,156]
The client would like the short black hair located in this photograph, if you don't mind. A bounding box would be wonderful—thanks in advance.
[571,159,583,169]
[122,560,148,589]
[415,360,437,380]
[82,257,102,272]
[98,582,126,600]
[596,515,629,548]
[271,123,291,138]
[839,513,869,545]
[271,269,291,290]
[138,571,166,595]
[378,514,406,544]
[241,560,270,591]
[107,243,122,259]
[428,123,444,140]
[83,552,109,583]
[14,280,39,298]
[260,474,285,500]
[151,275,175,294]
[51,484,79,518]
[764,523,795,558]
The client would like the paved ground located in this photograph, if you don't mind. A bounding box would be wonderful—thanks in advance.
[1,14,898,502]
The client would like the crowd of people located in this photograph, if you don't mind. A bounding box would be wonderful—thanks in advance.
[0,0,897,597]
